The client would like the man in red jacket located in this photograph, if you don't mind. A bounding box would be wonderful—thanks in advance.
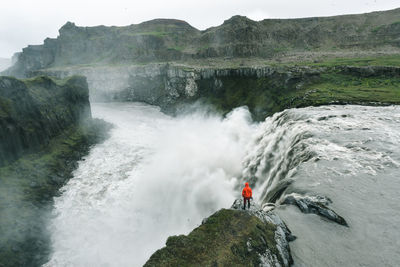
[242,182,253,210]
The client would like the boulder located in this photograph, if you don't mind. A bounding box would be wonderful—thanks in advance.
[282,193,348,226]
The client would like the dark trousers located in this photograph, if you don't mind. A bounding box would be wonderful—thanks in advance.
[243,197,251,209]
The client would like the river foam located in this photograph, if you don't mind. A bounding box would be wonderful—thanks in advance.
[45,102,256,266]
[45,103,400,267]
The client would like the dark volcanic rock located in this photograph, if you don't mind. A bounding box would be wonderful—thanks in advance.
[282,193,348,226]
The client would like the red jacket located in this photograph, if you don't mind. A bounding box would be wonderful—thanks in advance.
[242,182,252,198]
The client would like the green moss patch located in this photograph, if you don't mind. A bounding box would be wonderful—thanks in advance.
[284,72,400,109]
[144,209,281,267]
[193,64,400,121]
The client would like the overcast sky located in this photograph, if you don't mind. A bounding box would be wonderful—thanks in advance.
[0,0,399,58]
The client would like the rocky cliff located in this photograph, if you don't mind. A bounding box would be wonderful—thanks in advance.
[0,75,110,266]
[2,9,399,121]
[1,9,399,121]
[33,62,400,121]
[3,8,400,78]
[0,75,91,166]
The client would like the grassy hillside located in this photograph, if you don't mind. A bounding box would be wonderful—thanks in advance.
[193,58,400,120]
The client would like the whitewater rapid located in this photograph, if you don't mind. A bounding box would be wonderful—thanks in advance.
[45,103,400,267]
[45,102,257,266]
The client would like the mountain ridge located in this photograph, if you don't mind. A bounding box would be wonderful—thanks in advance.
[3,7,400,78]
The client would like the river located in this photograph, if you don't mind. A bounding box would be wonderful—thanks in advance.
[45,103,400,266]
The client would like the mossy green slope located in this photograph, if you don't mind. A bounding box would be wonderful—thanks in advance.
[144,209,282,267]
[194,64,400,121]
[0,75,111,266]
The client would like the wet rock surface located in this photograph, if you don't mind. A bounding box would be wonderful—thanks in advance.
[281,193,348,226]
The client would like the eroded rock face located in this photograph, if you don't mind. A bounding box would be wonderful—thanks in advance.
[0,75,91,166]
[35,64,200,104]
[145,199,294,267]
[34,64,322,121]
[231,199,295,267]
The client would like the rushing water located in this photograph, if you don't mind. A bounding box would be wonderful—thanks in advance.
[269,105,400,267]
[45,102,256,266]
[45,103,400,266]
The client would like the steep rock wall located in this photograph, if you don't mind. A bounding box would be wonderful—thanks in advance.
[34,64,323,119]
[36,64,198,104]
[35,63,400,120]
[0,75,91,166]
[0,75,110,266]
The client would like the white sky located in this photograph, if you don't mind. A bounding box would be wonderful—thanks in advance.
[0,0,399,58]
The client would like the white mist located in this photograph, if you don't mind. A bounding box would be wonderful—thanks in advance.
[45,102,256,267]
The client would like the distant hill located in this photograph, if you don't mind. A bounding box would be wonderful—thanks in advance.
[3,8,400,77]
[0,58,11,72]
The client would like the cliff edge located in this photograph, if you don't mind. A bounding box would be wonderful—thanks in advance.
[145,199,294,267]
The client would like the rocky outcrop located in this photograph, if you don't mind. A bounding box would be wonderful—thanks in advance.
[32,62,400,121]
[34,64,200,104]
[34,64,324,120]
[0,75,91,167]
[145,199,294,267]
[281,193,348,226]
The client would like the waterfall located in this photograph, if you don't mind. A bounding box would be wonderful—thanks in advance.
[45,103,400,267]
[45,103,257,266]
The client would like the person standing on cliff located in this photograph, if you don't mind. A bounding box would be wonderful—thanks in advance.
[242,182,253,210]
